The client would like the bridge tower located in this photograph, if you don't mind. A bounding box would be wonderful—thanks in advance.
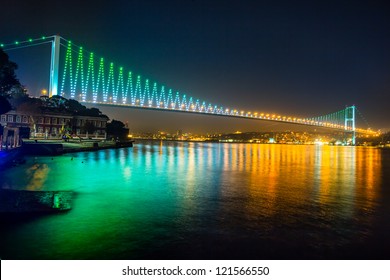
[344,105,356,145]
[49,35,60,97]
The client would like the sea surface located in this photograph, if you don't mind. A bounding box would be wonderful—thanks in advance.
[1,141,389,259]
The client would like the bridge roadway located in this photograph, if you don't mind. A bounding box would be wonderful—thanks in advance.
[81,101,375,135]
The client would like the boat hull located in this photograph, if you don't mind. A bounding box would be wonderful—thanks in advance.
[0,190,73,213]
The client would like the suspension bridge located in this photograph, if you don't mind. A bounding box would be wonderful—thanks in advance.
[1,35,377,144]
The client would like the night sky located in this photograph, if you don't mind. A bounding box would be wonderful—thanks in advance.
[1,0,389,133]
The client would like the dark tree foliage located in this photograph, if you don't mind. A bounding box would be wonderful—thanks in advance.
[17,97,43,114]
[107,119,128,140]
[35,96,107,118]
[0,48,21,96]
[0,95,12,115]
[62,99,107,117]
[0,48,22,114]
[83,121,96,134]
[66,99,86,113]
[83,107,105,117]
[8,87,29,109]
[43,95,67,110]
[107,119,125,131]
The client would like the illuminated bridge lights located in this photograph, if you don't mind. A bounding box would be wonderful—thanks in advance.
[1,35,373,134]
[1,36,55,51]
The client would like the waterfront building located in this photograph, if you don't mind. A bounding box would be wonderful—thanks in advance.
[0,109,108,140]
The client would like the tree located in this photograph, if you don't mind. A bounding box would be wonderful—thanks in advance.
[83,107,106,117]
[83,121,96,135]
[65,99,86,113]
[43,95,67,110]
[8,86,29,109]
[0,96,11,115]
[0,48,21,96]
[0,48,22,115]
[16,98,43,136]
[106,119,129,140]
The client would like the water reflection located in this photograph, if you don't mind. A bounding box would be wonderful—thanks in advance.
[0,142,387,259]
[25,163,50,190]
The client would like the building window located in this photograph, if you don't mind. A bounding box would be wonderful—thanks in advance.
[22,116,28,123]
[38,117,44,124]
[16,115,21,123]
[38,126,43,133]
[52,118,57,125]
[7,115,13,122]
[45,117,51,124]
[1,115,6,122]
[60,118,65,125]
[52,127,57,134]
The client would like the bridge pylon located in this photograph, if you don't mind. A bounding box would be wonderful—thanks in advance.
[49,35,60,97]
[345,105,356,145]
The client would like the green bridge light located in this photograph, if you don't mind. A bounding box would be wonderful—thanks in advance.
[53,36,361,136]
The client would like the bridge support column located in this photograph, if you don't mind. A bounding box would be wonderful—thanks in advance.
[345,105,356,145]
[49,35,60,97]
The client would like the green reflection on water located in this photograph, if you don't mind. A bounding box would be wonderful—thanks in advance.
[0,143,385,259]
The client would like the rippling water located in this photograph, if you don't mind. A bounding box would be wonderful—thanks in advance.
[1,141,389,259]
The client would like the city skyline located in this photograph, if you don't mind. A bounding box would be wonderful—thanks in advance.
[1,0,389,132]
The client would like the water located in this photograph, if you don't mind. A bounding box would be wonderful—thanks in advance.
[0,141,389,259]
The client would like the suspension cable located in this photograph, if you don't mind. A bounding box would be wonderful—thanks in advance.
[356,107,371,128]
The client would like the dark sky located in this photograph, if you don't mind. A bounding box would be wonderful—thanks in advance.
[1,0,390,133]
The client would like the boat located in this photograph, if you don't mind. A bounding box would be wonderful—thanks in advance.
[0,189,73,213]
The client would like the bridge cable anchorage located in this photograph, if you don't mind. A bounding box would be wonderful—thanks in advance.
[1,35,375,136]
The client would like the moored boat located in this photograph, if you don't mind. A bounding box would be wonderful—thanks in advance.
[0,189,74,213]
